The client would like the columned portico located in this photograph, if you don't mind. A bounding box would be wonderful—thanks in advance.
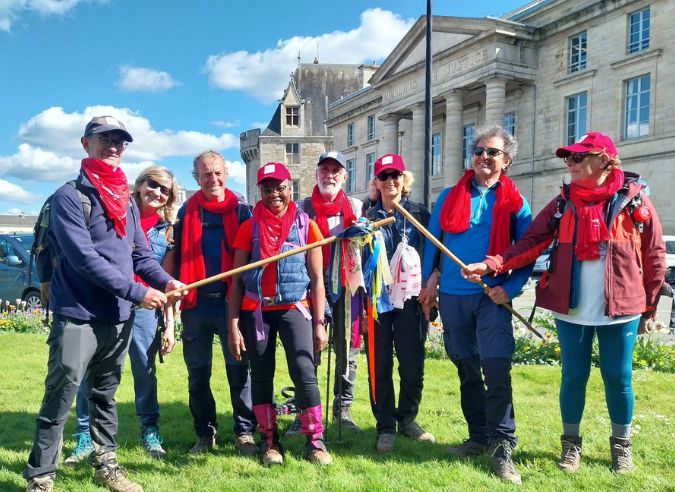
[378,114,401,156]
[442,89,466,187]
[409,103,426,201]
[484,76,507,125]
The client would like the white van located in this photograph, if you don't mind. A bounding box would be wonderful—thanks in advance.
[664,235,675,269]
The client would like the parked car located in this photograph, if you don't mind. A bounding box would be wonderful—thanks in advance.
[532,247,552,275]
[664,235,675,285]
[0,233,41,309]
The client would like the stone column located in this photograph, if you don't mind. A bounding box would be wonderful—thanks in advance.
[409,102,425,202]
[484,76,507,126]
[378,114,401,156]
[442,89,465,187]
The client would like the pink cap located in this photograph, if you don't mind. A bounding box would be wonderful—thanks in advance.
[257,162,292,184]
[374,153,406,176]
[555,131,618,158]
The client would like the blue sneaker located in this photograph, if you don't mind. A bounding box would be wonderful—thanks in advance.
[142,426,166,459]
[64,431,94,466]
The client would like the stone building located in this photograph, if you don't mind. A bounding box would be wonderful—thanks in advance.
[240,63,377,203]
[325,0,674,233]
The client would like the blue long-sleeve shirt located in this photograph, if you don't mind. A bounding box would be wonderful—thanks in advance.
[422,180,533,301]
[49,171,172,322]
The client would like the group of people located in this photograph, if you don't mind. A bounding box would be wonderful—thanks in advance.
[23,116,665,492]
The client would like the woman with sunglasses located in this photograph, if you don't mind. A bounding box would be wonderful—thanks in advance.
[464,131,666,474]
[67,165,179,463]
[227,162,332,466]
[420,124,532,484]
[364,153,434,454]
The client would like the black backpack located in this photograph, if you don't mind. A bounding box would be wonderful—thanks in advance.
[30,180,91,306]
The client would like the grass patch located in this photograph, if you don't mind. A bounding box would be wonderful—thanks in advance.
[1,332,673,491]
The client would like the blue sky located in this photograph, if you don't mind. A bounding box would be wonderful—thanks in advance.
[0,0,526,214]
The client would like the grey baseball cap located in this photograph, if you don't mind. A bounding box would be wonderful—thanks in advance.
[317,150,346,167]
[83,116,133,142]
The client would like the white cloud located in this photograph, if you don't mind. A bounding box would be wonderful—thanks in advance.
[118,66,179,93]
[212,119,240,129]
[0,0,83,32]
[2,105,239,183]
[226,160,246,189]
[205,8,413,103]
[0,178,41,204]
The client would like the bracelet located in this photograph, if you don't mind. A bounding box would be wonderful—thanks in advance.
[314,318,327,326]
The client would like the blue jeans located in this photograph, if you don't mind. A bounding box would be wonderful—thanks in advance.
[556,318,639,426]
[75,308,161,430]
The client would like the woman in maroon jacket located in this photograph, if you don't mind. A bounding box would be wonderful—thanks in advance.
[464,132,665,474]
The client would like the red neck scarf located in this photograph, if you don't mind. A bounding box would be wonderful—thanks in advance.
[180,189,240,309]
[81,158,129,237]
[440,170,523,255]
[569,168,625,261]
[310,186,356,267]
[252,201,298,260]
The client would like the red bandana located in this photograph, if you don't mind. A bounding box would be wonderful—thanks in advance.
[252,201,298,260]
[81,158,129,237]
[179,189,240,309]
[310,186,356,268]
[569,168,625,261]
[440,170,523,255]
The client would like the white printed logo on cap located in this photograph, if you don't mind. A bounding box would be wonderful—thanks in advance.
[263,164,276,174]
[382,155,394,165]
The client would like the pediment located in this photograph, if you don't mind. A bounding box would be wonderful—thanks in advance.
[281,79,301,106]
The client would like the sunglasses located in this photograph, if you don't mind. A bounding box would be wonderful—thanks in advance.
[146,178,171,197]
[564,152,600,164]
[96,134,128,149]
[376,171,402,181]
[473,146,507,158]
[261,185,288,196]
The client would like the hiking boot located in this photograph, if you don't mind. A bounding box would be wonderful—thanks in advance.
[64,431,95,466]
[284,415,302,438]
[141,426,166,460]
[558,435,582,472]
[333,406,361,433]
[261,444,284,466]
[91,452,143,492]
[610,436,635,474]
[305,440,332,465]
[376,433,396,453]
[398,419,436,443]
[234,434,259,456]
[447,439,488,458]
[26,476,53,492]
[488,439,522,485]
[189,435,216,454]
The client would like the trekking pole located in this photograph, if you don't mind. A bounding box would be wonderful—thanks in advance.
[324,319,333,442]
[392,202,544,341]
[163,216,396,299]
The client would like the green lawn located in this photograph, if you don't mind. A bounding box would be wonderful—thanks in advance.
[1,332,673,491]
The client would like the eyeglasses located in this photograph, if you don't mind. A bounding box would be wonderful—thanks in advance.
[146,178,171,197]
[473,146,507,158]
[564,152,600,164]
[319,167,345,177]
[376,171,402,181]
[96,134,128,149]
[261,185,288,196]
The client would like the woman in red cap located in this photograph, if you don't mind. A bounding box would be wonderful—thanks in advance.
[464,131,666,474]
[227,162,332,466]
[363,153,434,454]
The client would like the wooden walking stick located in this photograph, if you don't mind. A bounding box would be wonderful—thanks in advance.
[164,216,396,298]
[392,201,544,341]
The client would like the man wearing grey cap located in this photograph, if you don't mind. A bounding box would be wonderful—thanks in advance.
[291,151,363,434]
[24,116,185,492]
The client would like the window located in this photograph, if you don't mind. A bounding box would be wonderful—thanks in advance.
[292,179,300,202]
[565,92,587,145]
[286,106,299,127]
[346,159,355,192]
[504,112,516,137]
[462,124,475,169]
[285,143,299,165]
[366,152,376,180]
[624,74,650,139]
[628,8,650,54]
[347,123,355,147]
[367,114,376,140]
[431,133,442,176]
[568,32,587,73]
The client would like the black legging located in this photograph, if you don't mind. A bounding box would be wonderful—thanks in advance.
[240,308,321,408]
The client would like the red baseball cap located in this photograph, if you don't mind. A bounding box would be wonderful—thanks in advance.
[374,153,406,177]
[555,131,618,158]
[257,162,292,184]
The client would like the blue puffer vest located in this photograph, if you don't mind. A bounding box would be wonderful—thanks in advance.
[146,220,173,263]
[242,211,310,303]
